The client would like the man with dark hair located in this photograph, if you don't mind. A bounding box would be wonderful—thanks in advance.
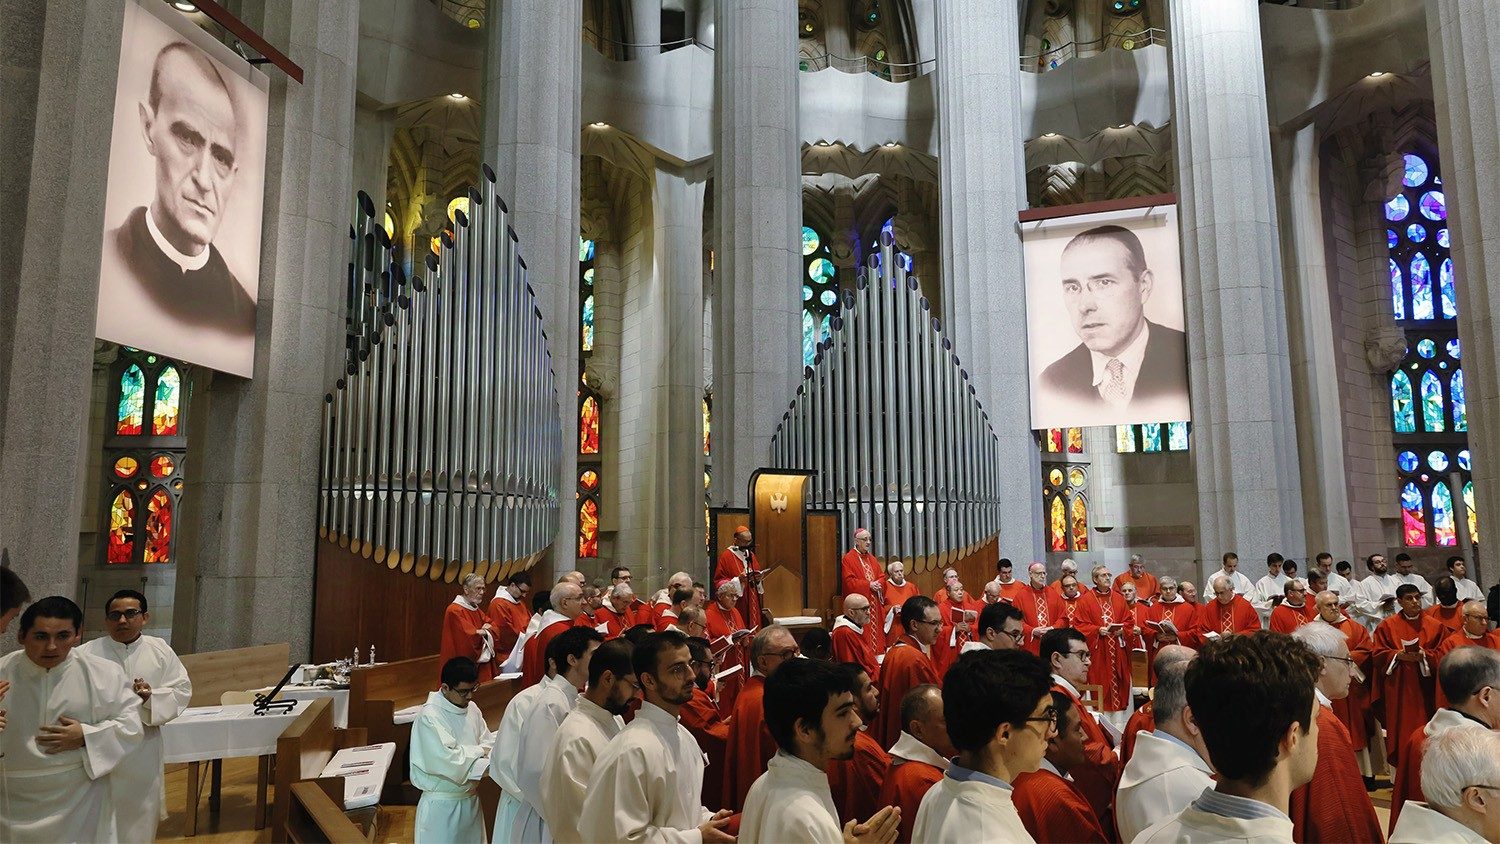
[682,636,731,809]
[1316,552,1354,600]
[1447,555,1485,602]
[1214,551,1256,596]
[656,587,696,631]
[0,553,31,633]
[78,588,193,842]
[742,659,901,843]
[410,656,493,842]
[539,639,635,844]
[578,631,734,842]
[971,600,1024,652]
[1373,583,1445,764]
[1135,632,1321,842]
[1035,223,1189,421]
[512,626,603,840]
[877,685,953,844]
[1355,552,1399,630]
[1116,649,1213,842]
[875,595,942,748]
[1427,576,1465,634]
[1251,553,1289,625]
[1394,552,1435,607]
[827,664,892,825]
[802,627,835,661]
[0,596,143,842]
[911,649,1054,841]
[488,571,532,657]
[1013,691,1109,843]
[1041,627,1120,835]
[724,624,800,810]
[992,557,1022,603]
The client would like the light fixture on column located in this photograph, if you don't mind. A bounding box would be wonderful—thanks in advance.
[590,122,609,128]
[884,141,898,147]
[171,1,196,10]
[1042,132,1059,138]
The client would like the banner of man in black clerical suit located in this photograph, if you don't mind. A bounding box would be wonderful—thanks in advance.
[96,0,269,378]
[1023,203,1190,430]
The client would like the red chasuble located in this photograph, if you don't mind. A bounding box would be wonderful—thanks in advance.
[1329,615,1376,752]
[831,618,881,680]
[1196,595,1261,639]
[1433,630,1500,707]
[932,595,984,676]
[1013,585,1067,656]
[842,549,887,616]
[714,546,763,624]
[654,609,681,632]
[1078,589,1139,712]
[1269,601,1317,634]
[826,728,891,824]
[1059,590,1101,633]
[1424,603,1465,636]
[1389,721,1430,834]
[722,675,776,812]
[1013,768,1109,844]
[1051,681,1121,832]
[1288,704,1383,844]
[1120,702,1154,764]
[440,599,497,683]
[486,591,530,658]
[1165,600,1203,648]
[681,685,731,811]
[878,756,943,844]
[1113,570,1160,602]
[705,600,749,710]
[880,580,923,646]
[520,616,575,687]
[1371,612,1443,763]
[592,605,630,639]
[874,638,940,748]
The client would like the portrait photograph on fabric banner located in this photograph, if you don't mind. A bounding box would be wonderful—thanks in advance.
[1023,203,1190,429]
[95,0,270,378]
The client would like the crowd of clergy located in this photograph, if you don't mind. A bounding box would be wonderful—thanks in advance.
[4,527,1500,843]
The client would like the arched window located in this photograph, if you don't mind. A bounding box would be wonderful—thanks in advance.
[578,234,603,557]
[578,470,600,558]
[1385,152,1474,547]
[103,349,188,565]
[1042,465,1088,552]
[1115,422,1189,453]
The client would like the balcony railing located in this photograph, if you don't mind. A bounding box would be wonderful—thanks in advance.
[1021,27,1168,72]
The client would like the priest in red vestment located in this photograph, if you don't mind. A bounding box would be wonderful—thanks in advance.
[441,574,498,682]
[1079,565,1141,717]
[841,528,886,616]
[653,587,694,632]
[705,579,751,710]
[1042,627,1121,833]
[1057,574,1101,633]
[486,571,532,658]
[520,581,587,687]
[1313,591,1377,764]
[1433,601,1500,704]
[990,558,1024,603]
[877,684,953,844]
[1287,621,1384,844]
[1424,576,1466,636]
[1269,578,1318,633]
[1197,573,1261,641]
[1047,559,1080,600]
[932,583,983,676]
[684,636,732,811]
[1014,562,1067,656]
[723,624,800,811]
[1013,691,1110,843]
[874,596,942,748]
[1371,584,1444,764]
[1113,555,1160,602]
[826,665,891,824]
[880,561,922,646]
[831,594,881,680]
[593,582,638,638]
[714,526,764,625]
[1158,579,1204,648]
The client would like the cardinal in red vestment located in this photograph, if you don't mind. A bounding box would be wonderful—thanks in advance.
[877,684,953,844]
[1370,586,1443,764]
[722,625,799,811]
[841,529,887,617]
[1014,563,1067,656]
[1197,575,1261,640]
[1012,691,1110,843]
[1079,568,1140,715]
[825,666,891,824]
[880,562,923,647]
[714,526,764,625]
[932,584,983,676]
[705,580,751,710]
[684,637,732,810]
[486,572,532,658]
[441,576,498,682]
[520,581,587,687]
[1056,574,1100,633]
[831,595,881,681]
[1432,613,1500,709]
[592,585,637,639]
[874,597,943,748]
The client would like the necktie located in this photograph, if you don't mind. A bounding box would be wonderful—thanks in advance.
[1102,358,1127,404]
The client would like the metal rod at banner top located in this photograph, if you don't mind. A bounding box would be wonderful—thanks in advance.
[186,0,305,84]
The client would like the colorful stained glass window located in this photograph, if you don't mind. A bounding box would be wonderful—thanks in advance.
[1432,483,1457,546]
[1402,154,1429,187]
[149,454,174,478]
[1452,370,1467,431]
[1447,338,1461,359]
[1167,421,1189,451]
[802,310,817,367]
[113,456,139,478]
[1387,230,1398,250]
[107,489,135,563]
[802,226,820,256]
[1141,423,1162,453]
[1048,496,1066,552]
[580,395,600,454]
[1390,259,1405,320]
[1067,428,1083,454]
[117,364,145,435]
[1398,450,1419,473]
[1401,482,1427,545]
[1464,481,1479,544]
[578,498,599,557]
[1049,468,1064,487]
[1407,223,1426,243]
[1416,339,1436,358]
[579,237,595,262]
[1410,253,1434,320]
[1420,191,1446,221]
[1459,449,1471,470]
[808,258,835,283]
[152,366,181,435]
[581,295,595,351]
[1391,370,1415,432]
[1438,228,1450,248]
[1046,429,1064,453]
[1385,194,1409,222]
[1440,258,1457,319]
[143,489,172,563]
[1116,426,1136,453]
[1070,495,1088,551]
[580,469,599,491]
[1421,370,1445,432]
[1428,451,1450,472]
[1067,467,1086,487]
[702,397,711,456]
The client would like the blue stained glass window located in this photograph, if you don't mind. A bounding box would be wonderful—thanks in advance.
[1390,259,1405,320]
[819,313,832,347]
[1438,228,1450,248]
[802,310,816,367]
[1416,339,1436,358]
[1402,154,1430,187]
[1385,194,1410,221]
[1411,253,1434,319]
[1440,258,1457,319]
[1387,229,1398,249]
[1392,370,1415,432]
[1459,449,1471,471]
[1429,450,1450,471]
[579,238,595,262]
[1447,338,1461,359]
[1407,223,1426,243]
[803,285,813,302]
[820,289,838,307]
[1453,369,1467,431]
[1116,426,1136,453]
[1433,483,1457,545]
[581,295,595,351]
[802,226,820,256]
[583,268,594,286]
[1420,191,1447,221]
[1141,423,1162,453]
[1167,421,1189,451]
[808,258,836,283]
[1421,370,1445,432]
[1398,450,1419,473]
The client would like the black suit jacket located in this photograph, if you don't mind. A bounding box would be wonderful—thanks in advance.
[111,205,255,339]
[1037,321,1188,410]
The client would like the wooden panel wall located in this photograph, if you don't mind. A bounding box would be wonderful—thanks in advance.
[805,512,841,617]
[313,538,461,664]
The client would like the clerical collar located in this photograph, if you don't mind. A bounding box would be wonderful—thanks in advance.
[453,595,482,611]
[1447,707,1491,729]
[1315,688,1331,708]
[1052,674,1080,698]
[1191,787,1291,823]
[145,204,210,271]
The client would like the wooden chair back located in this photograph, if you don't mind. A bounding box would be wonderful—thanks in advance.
[180,642,291,708]
[346,655,442,803]
[285,781,368,844]
[1076,682,1104,712]
[273,697,370,842]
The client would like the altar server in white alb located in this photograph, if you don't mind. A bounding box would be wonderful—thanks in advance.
[410,656,495,844]
[76,589,193,843]
[510,625,602,843]
[0,596,143,843]
[540,638,638,844]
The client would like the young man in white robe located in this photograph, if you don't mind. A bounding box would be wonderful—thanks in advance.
[489,650,556,841]
[76,589,192,843]
[540,638,637,843]
[1134,632,1322,843]
[0,596,143,843]
[1115,653,1214,842]
[1389,728,1500,843]
[912,648,1056,844]
[740,657,901,843]
[577,630,735,843]
[509,625,602,843]
[410,656,495,844]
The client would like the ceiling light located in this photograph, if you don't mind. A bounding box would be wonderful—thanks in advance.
[1117,123,1131,129]
[884,141,898,147]
[448,92,467,100]
[1369,71,1387,78]
[1042,132,1058,138]
[171,1,197,10]
[590,122,609,128]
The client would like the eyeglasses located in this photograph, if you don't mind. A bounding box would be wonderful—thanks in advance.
[913,617,942,628]
[768,647,801,660]
[1023,707,1059,734]
[447,685,477,698]
[664,661,696,678]
[1326,655,1356,666]
[1067,649,1092,662]
[997,627,1022,642]
[106,609,144,621]
[690,658,720,671]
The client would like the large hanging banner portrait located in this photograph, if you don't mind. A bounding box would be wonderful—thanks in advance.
[96,0,270,378]
[1023,202,1189,429]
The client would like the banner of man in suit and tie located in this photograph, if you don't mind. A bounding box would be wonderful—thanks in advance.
[96,0,270,378]
[1023,203,1190,429]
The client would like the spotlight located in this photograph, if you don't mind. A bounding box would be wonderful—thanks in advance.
[1369,71,1387,78]
[448,92,468,100]
[590,122,609,128]
[1042,132,1058,138]
[171,1,196,10]
[884,141,898,147]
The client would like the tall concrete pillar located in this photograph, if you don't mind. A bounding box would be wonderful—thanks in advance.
[1428,0,1500,584]
[711,0,800,508]
[632,0,660,59]
[482,0,583,570]
[1169,0,1305,565]
[934,0,1044,561]
[182,0,358,657]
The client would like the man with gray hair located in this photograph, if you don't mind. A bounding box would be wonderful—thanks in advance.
[1198,572,1260,638]
[1114,553,1160,601]
[521,580,585,687]
[842,526,886,613]
[1390,646,1500,831]
[595,581,637,637]
[1115,646,1213,842]
[1287,622,1383,842]
[441,572,497,681]
[1390,728,1500,843]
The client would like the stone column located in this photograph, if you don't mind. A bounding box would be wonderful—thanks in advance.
[178,0,357,657]
[482,0,583,570]
[632,0,660,59]
[934,0,1044,561]
[352,104,393,219]
[711,0,800,508]
[1428,0,1500,585]
[1272,124,1353,557]
[1170,0,1305,566]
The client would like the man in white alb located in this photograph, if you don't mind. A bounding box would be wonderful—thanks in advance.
[1251,554,1289,626]
[539,638,637,844]
[510,626,602,842]
[1314,553,1355,604]
[1116,649,1214,842]
[1444,555,1485,603]
[1354,553,1401,631]
[1393,553,1435,608]
[410,657,494,844]
[76,589,192,843]
[1214,552,1256,598]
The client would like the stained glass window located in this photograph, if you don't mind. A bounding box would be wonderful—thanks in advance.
[1048,496,1066,552]
[1440,258,1457,318]
[104,349,188,565]
[143,489,173,563]
[578,497,599,558]
[577,230,604,559]
[1116,423,1189,453]
[581,295,595,351]
[149,454,175,477]
[107,489,135,563]
[1167,422,1189,451]
[1421,370,1445,432]
[1391,370,1415,433]
[1070,495,1088,551]
[580,394,600,454]
[1116,426,1136,452]
[153,366,181,435]
[1142,423,1162,453]
[1410,253,1434,319]
[1464,481,1479,543]
[113,456,139,478]
[1400,482,1427,545]
[1042,460,1088,552]
[801,223,838,367]
[702,397,711,456]
[1067,428,1083,454]
[1045,429,1064,453]
[1432,483,1457,546]
[117,365,145,435]
[1452,370,1467,431]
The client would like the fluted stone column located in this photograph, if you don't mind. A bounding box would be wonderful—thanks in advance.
[482,0,583,569]
[1429,0,1500,585]
[711,0,800,508]
[934,0,1044,561]
[1170,1,1305,565]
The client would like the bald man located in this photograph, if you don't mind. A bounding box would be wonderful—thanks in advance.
[521,581,587,687]
[878,685,954,844]
[832,593,881,680]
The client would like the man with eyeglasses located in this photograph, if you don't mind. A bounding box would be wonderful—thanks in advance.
[579,631,735,842]
[1287,622,1384,843]
[911,649,1055,843]
[1436,601,1500,673]
[1013,690,1110,843]
[833,594,881,680]
[488,571,532,657]
[539,639,636,844]
[682,637,731,809]
[669,605,709,640]
[1388,646,1500,833]
[881,561,922,647]
[521,581,588,688]
[1197,573,1260,641]
[1014,563,1065,657]
[1041,627,1120,837]
[723,624,802,811]
[79,589,193,843]
[1313,589,1379,782]
[595,582,636,638]
[968,601,1024,653]
[875,597,942,749]
[411,656,494,843]
[1389,728,1500,843]
[444,573,499,683]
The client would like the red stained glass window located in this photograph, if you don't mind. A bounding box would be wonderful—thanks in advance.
[149,454,175,478]
[1070,495,1089,551]
[117,364,145,435]
[1067,428,1084,454]
[113,456,139,478]
[1048,496,1066,551]
[108,489,135,563]
[580,395,600,454]
[580,469,599,491]
[144,489,172,563]
[578,498,599,557]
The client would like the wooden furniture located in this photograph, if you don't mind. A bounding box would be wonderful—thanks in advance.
[285,781,369,843]
[273,697,372,841]
[348,655,442,803]
[179,642,292,708]
[1076,682,1104,712]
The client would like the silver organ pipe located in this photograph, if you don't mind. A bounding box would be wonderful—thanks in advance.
[769,229,1003,574]
[318,168,564,583]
